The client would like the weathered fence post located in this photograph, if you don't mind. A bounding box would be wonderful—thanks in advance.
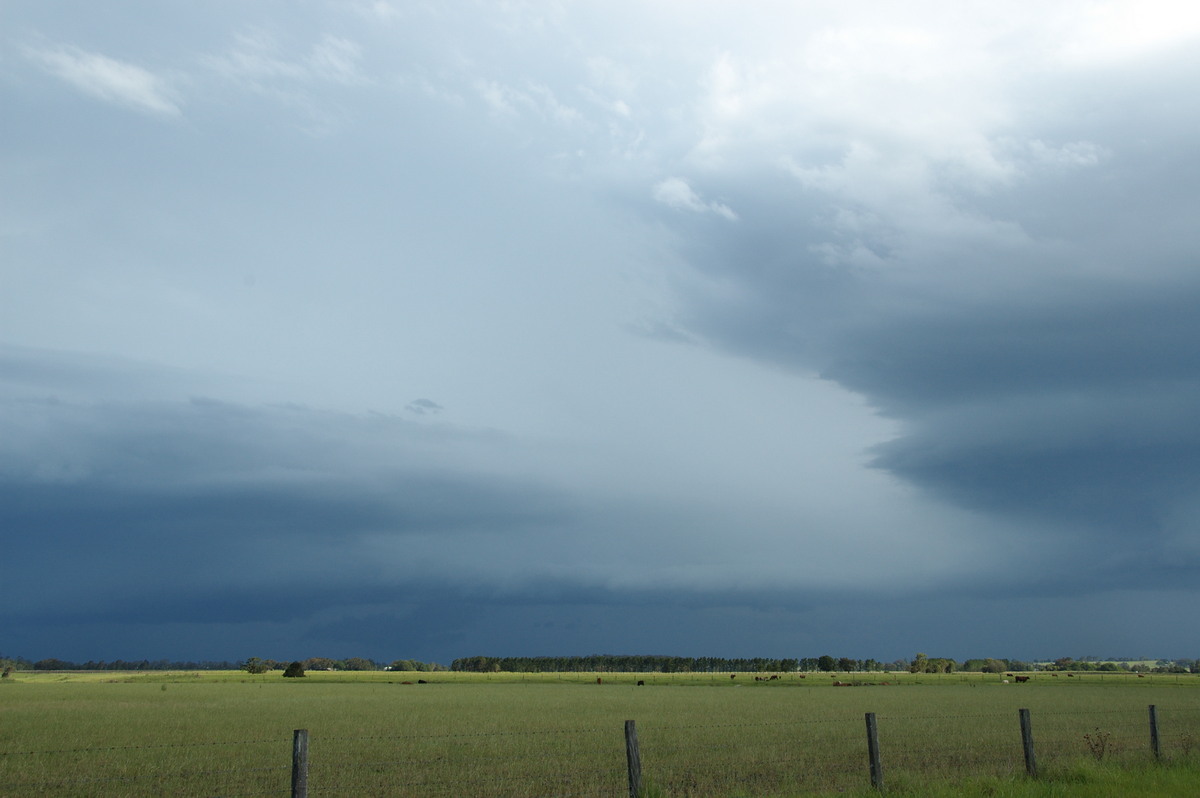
[865,712,884,791]
[625,720,642,798]
[1149,705,1161,760]
[292,728,309,798]
[1019,708,1037,778]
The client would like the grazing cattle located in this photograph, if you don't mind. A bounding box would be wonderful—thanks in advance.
[596,677,602,685]
[1014,676,1030,683]
[730,674,736,679]
[770,675,779,680]
[637,680,645,686]
[798,674,806,679]
[1051,673,1059,678]
[1067,673,1075,677]
[1002,679,1009,684]
[1138,674,1146,678]
[1006,673,1014,678]
[417,679,427,684]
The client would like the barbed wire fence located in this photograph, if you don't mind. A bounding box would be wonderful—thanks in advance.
[1,705,1198,796]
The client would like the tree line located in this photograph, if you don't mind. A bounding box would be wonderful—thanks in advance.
[240,657,447,673]
[0,654,446,673]
[19,657,242,671]
[5,651,1197,675]
[452,655,874,673]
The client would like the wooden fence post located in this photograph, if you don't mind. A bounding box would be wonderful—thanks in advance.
[1149,705,1161,761]
[865,712,884,791]
[625,720,642,798]
[1019,709,1037,778]
[292,728,309,798]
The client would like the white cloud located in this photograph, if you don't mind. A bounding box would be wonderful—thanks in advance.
[653,177,738,220]
[475,79,583,126]
[1057,0,1200,64]
[26,45,180,117]
[1027,139,1109,169]
[207,32,365,86]
[355,1,400,22]
[309,36,365,84]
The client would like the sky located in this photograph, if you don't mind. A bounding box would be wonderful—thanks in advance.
[3,0,1200,666]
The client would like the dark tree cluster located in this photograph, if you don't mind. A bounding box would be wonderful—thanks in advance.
[812,656,905,672]
[32,658,240,671]
[1043,657,1199,673]
[240,656,448,672]
[388,659,447,672]
[450,655,802,673]
[298,657,383,671]
[909,653,956,674]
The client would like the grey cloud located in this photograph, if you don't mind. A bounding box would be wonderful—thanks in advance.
[406,398,443,415]
[7,1,1200,665]
[0,353,572,625]
[657,62,1200,576]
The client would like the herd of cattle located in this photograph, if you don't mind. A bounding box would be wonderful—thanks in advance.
[583,671,1136,687]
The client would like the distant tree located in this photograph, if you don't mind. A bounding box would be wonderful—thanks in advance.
[341,657,377,671]
[304,657,337,671]
[0,653,32,673]
[283,661,306,678]
[817,655,837,672]
[910,653,954,674]
[242,657,270,675]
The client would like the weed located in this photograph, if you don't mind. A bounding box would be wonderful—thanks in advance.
[638,777,669,798]
[1082,727,1111,761]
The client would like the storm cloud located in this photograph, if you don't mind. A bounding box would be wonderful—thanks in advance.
[3,1,1200,663]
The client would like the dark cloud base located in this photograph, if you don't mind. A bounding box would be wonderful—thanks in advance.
[7,583,1198,666]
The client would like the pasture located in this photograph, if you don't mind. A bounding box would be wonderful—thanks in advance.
[2,669,1199,796]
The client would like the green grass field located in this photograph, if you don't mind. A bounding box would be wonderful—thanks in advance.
[2,670,1198,796]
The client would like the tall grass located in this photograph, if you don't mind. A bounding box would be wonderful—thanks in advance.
[2,671,1198,796]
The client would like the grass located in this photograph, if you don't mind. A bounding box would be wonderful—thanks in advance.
[1,670,1198,796]
[833,760,1200,797]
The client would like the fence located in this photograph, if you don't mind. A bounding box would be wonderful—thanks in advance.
[2,705,1198,796]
